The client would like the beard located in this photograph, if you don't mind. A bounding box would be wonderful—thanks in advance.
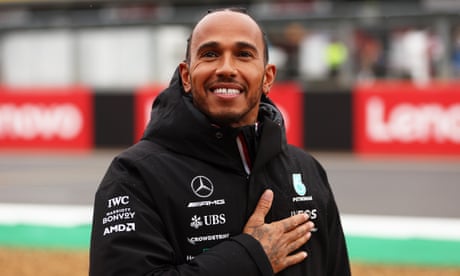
[206,109,252,127]
[189,82,264,128]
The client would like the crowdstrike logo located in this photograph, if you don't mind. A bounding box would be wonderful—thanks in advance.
[191,176,214,198]
[187,233,230,245]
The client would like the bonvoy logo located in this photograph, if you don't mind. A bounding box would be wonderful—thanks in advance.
[191,176,214,198]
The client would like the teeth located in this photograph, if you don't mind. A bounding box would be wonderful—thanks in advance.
[213,88,240,95]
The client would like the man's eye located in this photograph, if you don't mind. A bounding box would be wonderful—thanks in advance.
[202,51,218,58]
[238,51,253,58]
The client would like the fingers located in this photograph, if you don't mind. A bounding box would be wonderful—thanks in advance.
[286,225,313,253]
[272,223,313,273]
[243,190,316,274]
[281,251,308,271]
[280,213,310,233]
[254,189,274,218]
[243,189,274,234]
[284,220,314,251]
[248,189,273,225]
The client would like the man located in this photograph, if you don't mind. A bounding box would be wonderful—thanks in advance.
[90,8,350,275]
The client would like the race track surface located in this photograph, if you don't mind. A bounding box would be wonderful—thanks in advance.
[1,149,459,219]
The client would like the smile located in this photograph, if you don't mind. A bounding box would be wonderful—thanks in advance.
[212,88,241,95]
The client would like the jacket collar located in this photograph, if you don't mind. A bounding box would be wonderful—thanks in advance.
[142,67,287,173]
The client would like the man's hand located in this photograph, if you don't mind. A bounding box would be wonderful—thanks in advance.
[243,189,314,274]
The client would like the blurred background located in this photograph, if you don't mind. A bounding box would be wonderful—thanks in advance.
[0,0,460,275]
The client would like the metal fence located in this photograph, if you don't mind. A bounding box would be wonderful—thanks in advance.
[0,1,459,90]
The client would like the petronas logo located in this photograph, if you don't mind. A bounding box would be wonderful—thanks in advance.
[292,173,306,196]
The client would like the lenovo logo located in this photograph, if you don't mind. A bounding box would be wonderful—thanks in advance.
[0,103,83,140]
[366,97,460,143]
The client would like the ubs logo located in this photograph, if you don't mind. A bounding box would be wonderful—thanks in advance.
[191,176,214,198]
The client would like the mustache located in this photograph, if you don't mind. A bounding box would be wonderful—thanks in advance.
[214,76,239,83]
[204,77,246,92]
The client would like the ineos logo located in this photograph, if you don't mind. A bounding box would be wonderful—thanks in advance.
[191,176,214,198]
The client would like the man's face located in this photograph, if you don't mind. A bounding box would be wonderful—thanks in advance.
[179,11,276,128]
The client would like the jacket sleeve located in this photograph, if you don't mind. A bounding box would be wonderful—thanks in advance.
[89,156,273,276]
[314,158,351,276]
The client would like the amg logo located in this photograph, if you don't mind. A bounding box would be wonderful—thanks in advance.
[103,222,136,236]
[187,199,225,208]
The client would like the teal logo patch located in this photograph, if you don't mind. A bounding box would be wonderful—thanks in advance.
[292,173,306,196]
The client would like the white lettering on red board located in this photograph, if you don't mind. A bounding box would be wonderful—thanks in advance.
[0,103,83,140]
[366,97,460,143]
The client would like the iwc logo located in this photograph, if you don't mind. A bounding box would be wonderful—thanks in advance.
[191,176,214,198]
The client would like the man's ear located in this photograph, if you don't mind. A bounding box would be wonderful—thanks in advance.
[179,62,191,93]
[263,64,277,95]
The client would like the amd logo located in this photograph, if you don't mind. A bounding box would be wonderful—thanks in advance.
[103,222,136,236]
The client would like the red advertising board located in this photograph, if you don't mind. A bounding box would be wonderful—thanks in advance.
[134,85,165,142]
[267,82,304,148]
[354,81,460,155]
[0,86,93,150]
[134,82,304,147]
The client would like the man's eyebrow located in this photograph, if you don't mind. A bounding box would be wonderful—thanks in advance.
[235,41,259,54]
[196,41,259,54]
[196,41,219,53]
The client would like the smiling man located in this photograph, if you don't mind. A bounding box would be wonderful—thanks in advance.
[179,10,275,128]
[90,8,350,276]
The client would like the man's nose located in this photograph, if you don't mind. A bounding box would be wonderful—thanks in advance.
[215,54,237,77]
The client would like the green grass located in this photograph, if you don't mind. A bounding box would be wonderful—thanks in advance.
[1,224,460,267]
[0,224,91,249]
[346,235,460,267]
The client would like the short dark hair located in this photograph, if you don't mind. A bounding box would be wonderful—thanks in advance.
[184,7,269,64]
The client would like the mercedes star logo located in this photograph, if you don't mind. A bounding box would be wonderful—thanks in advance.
[191,176,214,198]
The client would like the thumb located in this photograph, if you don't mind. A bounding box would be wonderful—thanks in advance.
[249,189,274,224]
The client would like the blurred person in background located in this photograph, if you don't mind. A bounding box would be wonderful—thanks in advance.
[354,30,385,83]
[298,30,330,81]
[271,22,306,80]
[388,27,431,85]
[325,36,348,80]
[89,7,350,276]
[452,25,460,77]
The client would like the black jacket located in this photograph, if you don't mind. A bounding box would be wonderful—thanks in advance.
[89,69,350,275]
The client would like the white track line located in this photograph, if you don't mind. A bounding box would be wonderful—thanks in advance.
[0,203,92,227]
[342,214,460,241]
[1,204,460,241]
